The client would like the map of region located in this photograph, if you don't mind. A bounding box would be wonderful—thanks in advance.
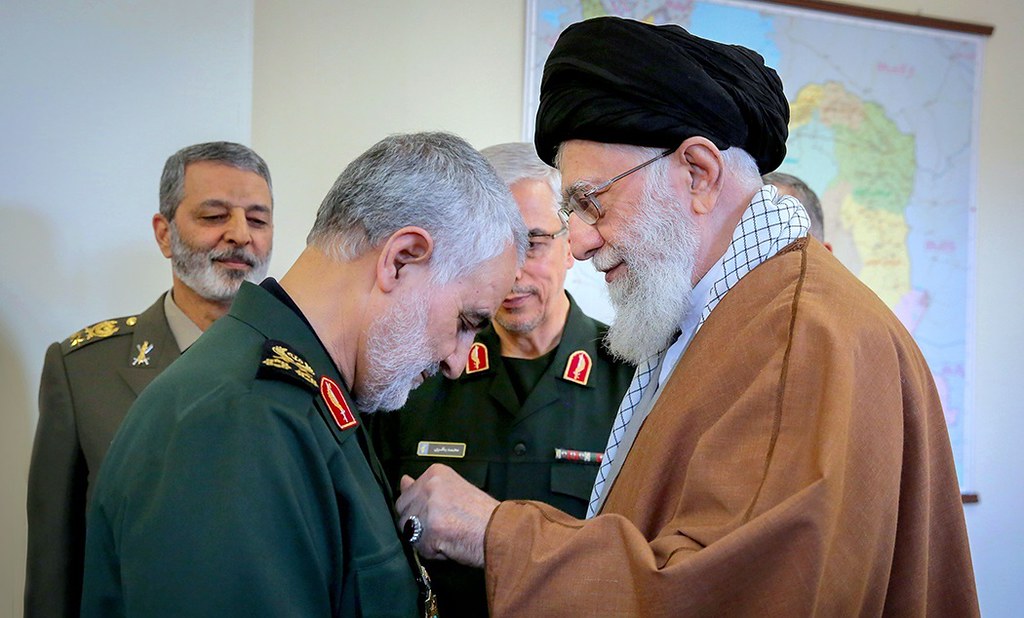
[526,0,982,486]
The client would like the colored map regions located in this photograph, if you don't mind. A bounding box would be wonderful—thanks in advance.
[530,0,979,487]
[789,82,917,312]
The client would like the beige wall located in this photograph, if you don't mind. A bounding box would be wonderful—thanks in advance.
[253,0,527,272]
[2,2,255,615]
[252,1,1024,614]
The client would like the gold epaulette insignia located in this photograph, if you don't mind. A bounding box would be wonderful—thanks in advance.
[63,316,135,353]
[257,339,318,390]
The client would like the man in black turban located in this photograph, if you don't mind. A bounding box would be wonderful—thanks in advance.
[535,17,789,174]
[395,17,978,616]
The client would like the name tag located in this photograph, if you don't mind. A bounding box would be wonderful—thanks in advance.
[416,441,466,458]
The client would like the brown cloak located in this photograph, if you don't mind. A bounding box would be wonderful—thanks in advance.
[484,239,977,616]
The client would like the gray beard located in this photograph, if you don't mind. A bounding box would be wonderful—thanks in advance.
[596,180,700,365]
[170,224,270,303]
[494,285,543,334]
[357,293,438,414]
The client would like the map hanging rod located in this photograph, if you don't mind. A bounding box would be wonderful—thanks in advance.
[753,0,994,36]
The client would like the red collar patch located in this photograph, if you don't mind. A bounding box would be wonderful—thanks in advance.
[320,376,357,431]
[466,342,489,374]
[562,350,593,386]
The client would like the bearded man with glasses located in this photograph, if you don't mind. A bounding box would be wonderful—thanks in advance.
[395,17,977,616]
[370,141,633,617]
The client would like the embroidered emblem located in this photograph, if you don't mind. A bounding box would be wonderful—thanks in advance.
[256,340,318,391]
[562,350,592,386]
[320,376,357,431]
[261,342,317,387]
[417,441,467,458]
[466,342,489,374]
[131,341,154,366]
[68,319,120,348]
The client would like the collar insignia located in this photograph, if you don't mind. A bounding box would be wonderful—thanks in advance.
[465,341,490,374]
[562,350,593,386]
[131,341,154,366]
[320,376,357,431]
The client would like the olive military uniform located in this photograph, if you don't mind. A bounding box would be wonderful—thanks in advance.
[81,281,427,617]
[26,294,179,618]
[371,294,633,616]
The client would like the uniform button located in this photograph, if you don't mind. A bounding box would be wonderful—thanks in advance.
[513,442,527,456]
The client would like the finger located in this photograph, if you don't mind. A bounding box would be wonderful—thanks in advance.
[400,474,415,492]
[395,475,418,515]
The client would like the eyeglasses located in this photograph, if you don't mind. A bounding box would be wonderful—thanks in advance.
[559,148,675,225]
[527,222,569,242]
[525,222,568,258]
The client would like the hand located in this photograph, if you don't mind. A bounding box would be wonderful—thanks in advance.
[396,463,499,568]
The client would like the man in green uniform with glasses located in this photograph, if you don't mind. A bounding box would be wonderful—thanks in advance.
[371,142,633,617]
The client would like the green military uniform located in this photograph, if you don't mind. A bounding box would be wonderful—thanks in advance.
[82,281,426,617]
[26,294,179,618]
[370,294,633,617]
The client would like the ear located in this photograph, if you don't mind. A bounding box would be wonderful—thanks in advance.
[153,214,173,259]
[676,137,725,216]
[375,226,435,293]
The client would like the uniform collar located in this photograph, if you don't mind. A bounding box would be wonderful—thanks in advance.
[230,280,346,390]
[163,289,203,352]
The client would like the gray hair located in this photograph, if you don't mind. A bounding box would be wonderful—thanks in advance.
[762,171,824,241]
[480,142,561,213]
[306,132,528,284]
[159,141,273,221]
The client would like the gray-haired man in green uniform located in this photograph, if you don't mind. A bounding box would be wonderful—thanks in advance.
[370,142,633,617]
[26,141,274,618]
[81,132,527,617]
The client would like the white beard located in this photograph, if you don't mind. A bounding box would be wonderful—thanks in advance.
[356,293,438,414]
[594,176,701,365]
[170,224,270,302]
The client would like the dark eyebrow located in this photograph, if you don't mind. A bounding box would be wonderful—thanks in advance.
[463,309,492,330]
[199,199,272,214]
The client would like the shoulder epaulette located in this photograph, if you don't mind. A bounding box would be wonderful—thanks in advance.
[61,316,137,354]
[257,339,318,391]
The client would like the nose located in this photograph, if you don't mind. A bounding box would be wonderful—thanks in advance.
[567,216,603,261]
[439,336,473,379]
[223,209,252,247]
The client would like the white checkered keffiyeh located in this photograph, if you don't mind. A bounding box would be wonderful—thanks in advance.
[586,185,810,518]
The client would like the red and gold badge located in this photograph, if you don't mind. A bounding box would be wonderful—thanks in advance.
[320,376,357,431]
[562,350,592,386]
[466,342,489,374]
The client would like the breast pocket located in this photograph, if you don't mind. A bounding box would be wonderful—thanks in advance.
[352,549,419,617]
[550,462,599,501]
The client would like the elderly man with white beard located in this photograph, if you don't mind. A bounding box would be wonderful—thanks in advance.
[394,17,978,616]
[27,141,274,618]
[79,132,527,617]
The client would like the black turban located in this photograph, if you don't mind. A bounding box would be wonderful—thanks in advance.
[535,17,789,174]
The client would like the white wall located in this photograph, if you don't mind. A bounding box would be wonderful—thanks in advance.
[0,0,254,614]
[3,0,1021,615]
[252,1,1024,615]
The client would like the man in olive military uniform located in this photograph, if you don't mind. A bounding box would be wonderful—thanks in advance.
[371,142,633,617]
[25,141,274,618]
[80,132,527,617]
